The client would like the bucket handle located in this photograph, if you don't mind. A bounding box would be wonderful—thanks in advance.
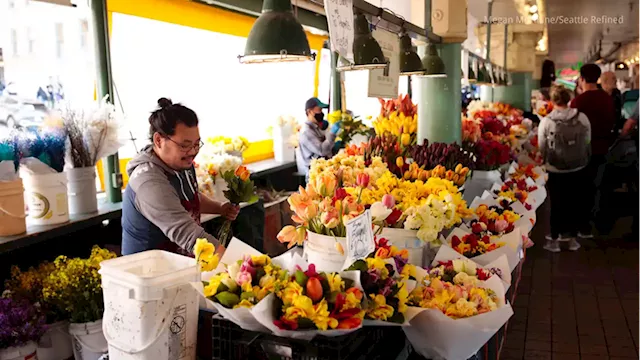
[0,205,27,219]
[102,287,181,354]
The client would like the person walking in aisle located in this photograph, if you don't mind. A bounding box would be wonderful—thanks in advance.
[600,71,623,132]
[570,64,615,237]
[539,86,592,252]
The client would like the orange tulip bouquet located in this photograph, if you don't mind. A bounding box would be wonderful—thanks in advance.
[217,165,258,246]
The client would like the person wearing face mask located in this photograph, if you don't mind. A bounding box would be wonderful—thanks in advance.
[121,98,239,256]
[298,97,341,176]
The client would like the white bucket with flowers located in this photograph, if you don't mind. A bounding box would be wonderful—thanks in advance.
[304,232,348,273]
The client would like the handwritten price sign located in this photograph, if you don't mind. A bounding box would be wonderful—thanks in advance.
[324,0,354,62]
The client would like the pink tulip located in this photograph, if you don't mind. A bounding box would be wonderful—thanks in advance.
[356,173,370,188]
[494,219,508,233]
[382,194,395,209]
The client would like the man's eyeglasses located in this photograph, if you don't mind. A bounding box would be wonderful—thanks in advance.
[165,137,204,153]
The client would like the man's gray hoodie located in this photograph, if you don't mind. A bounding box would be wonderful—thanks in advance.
[121,145,218,255]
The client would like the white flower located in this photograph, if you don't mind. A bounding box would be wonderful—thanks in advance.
[370,202,392,223]
[227,262,240,281]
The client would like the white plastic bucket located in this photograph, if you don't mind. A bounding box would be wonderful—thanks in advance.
[99,250,200,360]
[21,172,69,225]
[304,232,347,272]
[463,170,502,204]
[379,228,425,266]
[0,342,37,360]
[66,167,98,215]
[69,320,108,360]
[0,178,27,236]
[37,321,74,360]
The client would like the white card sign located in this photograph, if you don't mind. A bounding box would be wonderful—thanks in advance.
[367,28,400,98]
[324,0,355,62]
[343,210,375,268]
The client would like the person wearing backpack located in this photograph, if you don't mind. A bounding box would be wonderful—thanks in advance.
[539,86,592,252]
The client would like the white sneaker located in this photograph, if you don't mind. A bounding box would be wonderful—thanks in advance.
[543,240,561,253]
[546,234,569,242]
[568,239,581,251]
[578,232,593,239]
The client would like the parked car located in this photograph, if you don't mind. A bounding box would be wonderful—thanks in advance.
[0,95,49,131]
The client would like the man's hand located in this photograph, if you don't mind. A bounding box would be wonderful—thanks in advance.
[220,202,240,221]
[621,119,638,137]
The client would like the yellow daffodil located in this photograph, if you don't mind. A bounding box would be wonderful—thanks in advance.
[312,299,339,330]
[194,238,219,272]
[366,294,395,321]
[326,273,344,293]
[281,281,304,306]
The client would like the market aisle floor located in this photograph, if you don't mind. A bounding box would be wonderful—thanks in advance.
[501,213,639,360]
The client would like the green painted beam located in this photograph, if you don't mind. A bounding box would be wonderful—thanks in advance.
[330,49,341,112]
[415,43,462,145]
[194,0,328,32]
[492,72,533,111]
[91,0,122,203]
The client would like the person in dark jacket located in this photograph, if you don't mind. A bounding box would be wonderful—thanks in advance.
[600,71,623,132]
[540,59,556,88]
[570,64,616,237]
[121,98,239,256]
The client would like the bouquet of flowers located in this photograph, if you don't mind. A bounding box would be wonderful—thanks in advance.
[308,152,388,188]
[462,117,482,144]
[272,264,364,332]
[408,277,499,318]
[471,139,512,171]
[507,162,546,185]
[61,96,123,168]
[0,297,47,350]
[15,129,67,173]
[195,153,242,200]
[326,110,371,149]
[373,95,418,147]
[491,177,546,211]
[277,173,366,250]
[42,246,116,324]
[402,194,458,244]
[428,245,511,290]
[218,165,258,246]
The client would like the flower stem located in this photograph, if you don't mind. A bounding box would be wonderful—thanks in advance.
[218,220,233,247]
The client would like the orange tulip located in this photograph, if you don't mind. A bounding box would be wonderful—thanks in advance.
[356,173,370,188]
[337,317,362,329]
[277,225,306,248]
[346,287,363,301]
[234,165,251,181]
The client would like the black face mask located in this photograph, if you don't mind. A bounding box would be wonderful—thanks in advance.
[314,113,328,130]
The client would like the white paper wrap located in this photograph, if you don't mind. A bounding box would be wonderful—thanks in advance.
[506,162,547,185]
[403,275,514,360]
[443,227,522,273]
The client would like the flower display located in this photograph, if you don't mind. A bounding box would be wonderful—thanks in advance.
[450,233,505,258]
[492,178,538,208]
[403,163,470,187]
[273,264,364,331]
[472,204,521,236]
[509,163,541,181]
[3,262,64,324]
[364,134,406,176]
[326,110,371,148]
[202,254,286,309]
[462,117,482,143]
[373,95,417,145]
[0,298,47,350]
[408,277,499,318]
[408,141,475,171]
[403,194,458,244]
[41,246,116,324]
[470,139,512,170]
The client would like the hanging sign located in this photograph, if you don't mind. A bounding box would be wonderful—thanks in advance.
[367,28,400,98]
[324,0,355,62]
[343,210,375,269]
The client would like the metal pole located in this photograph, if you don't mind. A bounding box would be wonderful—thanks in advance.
[503,23,508,71]
[90,0,122,203]
[330,50,342,112]
[486,0,494,101]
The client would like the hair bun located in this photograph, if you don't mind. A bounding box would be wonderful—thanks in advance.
[157,97,172,109]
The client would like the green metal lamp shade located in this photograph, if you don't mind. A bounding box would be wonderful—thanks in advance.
[239,0,314,63]
[420,43,446,77]
[353,13,386,66]
[399,33,424,75]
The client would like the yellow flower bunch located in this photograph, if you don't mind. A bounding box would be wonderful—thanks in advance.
[309,153,388,188]
[206,135,250,153]
[42,246,116,323]
[4,262,61,322]
[372,111,417,141]
[194,238,220,272]
[347,172,472,224]
[409,278,499,318]
[475,204,520,224]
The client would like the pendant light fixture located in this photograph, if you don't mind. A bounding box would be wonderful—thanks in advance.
[399,33,424,75]
[239,0,315,64]
[419,43,446,77]
[338,12,387,71]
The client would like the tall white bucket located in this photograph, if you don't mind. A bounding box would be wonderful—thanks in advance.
[0,178,27,236]
[21,172,69,225]
[378,228,425,266]
[0,342,37,360]
[69,320,108,360]
[99,250,200,360]
[66,167,98,215]
[37,320,74,360]
[304,232,347,272]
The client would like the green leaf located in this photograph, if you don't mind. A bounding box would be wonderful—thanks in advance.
[387,312,405,324]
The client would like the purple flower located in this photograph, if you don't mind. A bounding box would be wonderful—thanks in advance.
[366,268,380,283]
[0,298,47,349]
